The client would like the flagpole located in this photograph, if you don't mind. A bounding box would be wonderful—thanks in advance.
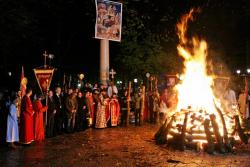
[45,79,49,126]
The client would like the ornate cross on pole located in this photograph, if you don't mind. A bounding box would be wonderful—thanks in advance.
[43,51,54,68]
[109,68,116,81]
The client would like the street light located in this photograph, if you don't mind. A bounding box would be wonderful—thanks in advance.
[247,69,250,74]
[236,69,241,74]
[116,80,122,84]
[79,73,85,80]
[134,78,138,83]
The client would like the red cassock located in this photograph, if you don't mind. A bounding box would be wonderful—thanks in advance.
[109,98,120,126]
[20,95,34,144]
[33,100,47,141]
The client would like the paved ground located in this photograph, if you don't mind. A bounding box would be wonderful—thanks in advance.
[0,124,250,167]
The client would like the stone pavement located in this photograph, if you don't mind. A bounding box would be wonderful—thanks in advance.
[0,124,249,167]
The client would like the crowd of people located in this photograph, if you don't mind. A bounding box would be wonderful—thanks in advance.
[0,78,249,149]
[0,81,122,149]
[0,77,176,149]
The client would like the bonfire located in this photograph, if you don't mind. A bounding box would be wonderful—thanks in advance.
[155,9,248,154]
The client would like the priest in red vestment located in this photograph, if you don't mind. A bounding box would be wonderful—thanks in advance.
[33,95,48,142]
[20,89,34,144]
[108,94,120,126]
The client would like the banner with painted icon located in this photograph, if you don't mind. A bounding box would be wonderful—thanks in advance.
[95,0,122,42]
[34,68,55,95]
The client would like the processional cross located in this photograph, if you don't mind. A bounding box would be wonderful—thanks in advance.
[109,68,116,81]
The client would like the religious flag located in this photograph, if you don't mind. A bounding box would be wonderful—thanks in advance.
[20,66,28,98]
[34,68,55,95]
[95,0,122,42]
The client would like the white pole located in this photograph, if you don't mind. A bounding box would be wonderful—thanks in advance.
[100,39,109,85]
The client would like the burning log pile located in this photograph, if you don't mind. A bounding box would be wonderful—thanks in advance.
[155,106,249,154]
[154,8,249,154]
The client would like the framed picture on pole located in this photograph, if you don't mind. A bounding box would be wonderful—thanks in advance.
[95,0,122,42]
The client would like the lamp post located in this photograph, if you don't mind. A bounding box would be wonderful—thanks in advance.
[236,69,241,75]
[247,68,250,74]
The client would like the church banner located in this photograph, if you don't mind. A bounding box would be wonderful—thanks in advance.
[34,68,55,95]
[95,0,122,42]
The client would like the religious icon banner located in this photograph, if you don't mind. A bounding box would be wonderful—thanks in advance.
[95,0,122,42]
[34,68,55,95]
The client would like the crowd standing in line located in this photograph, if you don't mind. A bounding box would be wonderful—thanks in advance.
[0,80,249,149]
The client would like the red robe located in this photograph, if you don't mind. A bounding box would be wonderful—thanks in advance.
[105,98,110,123]
[109,98,120,126]
[20,95,34,144]
[33,100,47,141]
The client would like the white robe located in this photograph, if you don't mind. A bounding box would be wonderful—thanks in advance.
[6,104,19,142]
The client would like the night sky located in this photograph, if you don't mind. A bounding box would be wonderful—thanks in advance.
[0,0,249,90]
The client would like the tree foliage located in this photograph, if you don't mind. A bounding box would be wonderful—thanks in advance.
[115,2,182,81]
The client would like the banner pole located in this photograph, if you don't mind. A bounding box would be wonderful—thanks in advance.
[45,80,49,126]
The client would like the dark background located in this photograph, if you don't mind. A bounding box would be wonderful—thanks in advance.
[0,0,249,90]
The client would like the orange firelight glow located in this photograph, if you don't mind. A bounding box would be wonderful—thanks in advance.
[167,8,237,145]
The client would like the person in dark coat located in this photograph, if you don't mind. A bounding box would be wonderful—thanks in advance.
[65,92,78,132]
[0,92,10,147]
[54,87,64,135]
[76,91,87,131]
[92,89,100,128]
[46,90,56,137]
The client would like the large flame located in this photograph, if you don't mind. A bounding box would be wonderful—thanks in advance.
[170,8,237,141]
[175,8,217,114]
